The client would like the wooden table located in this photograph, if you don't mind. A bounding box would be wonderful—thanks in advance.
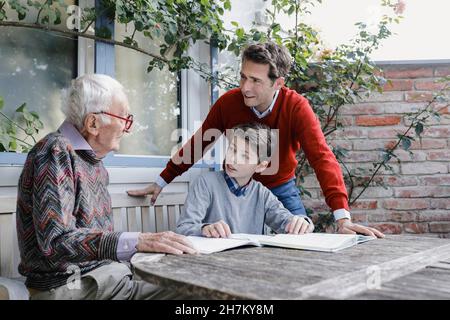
[131,235,450,300]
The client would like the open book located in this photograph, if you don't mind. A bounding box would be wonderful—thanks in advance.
[187,233,376,254]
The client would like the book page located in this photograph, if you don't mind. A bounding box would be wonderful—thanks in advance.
[357,235,377,243]
[259,233,361,252]
[186,236,260,254]
[230,233,274,242]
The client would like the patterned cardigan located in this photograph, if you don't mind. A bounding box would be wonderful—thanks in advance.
[16,132,122,290]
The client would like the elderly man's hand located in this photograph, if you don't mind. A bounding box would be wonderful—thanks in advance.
[285,216,314,234]
[127,183,162,205]
[337,219,385,238]
[137,231,197,255]
[202,220,231,238]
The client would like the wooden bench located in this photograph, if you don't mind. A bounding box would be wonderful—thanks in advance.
[0,192,187,278]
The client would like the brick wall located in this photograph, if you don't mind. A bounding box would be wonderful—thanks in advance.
[302,63,450,237]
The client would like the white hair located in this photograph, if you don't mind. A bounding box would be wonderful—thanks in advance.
[62,74,127,130]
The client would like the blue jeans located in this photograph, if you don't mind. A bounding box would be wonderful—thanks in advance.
[269,177,306,216]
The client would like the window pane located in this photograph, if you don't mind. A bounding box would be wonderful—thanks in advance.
[115,24,180,156]
[0,1,77,152]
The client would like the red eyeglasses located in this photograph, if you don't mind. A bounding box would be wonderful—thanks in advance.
[94,111,134,133]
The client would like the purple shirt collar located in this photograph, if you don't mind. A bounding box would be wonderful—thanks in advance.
[57,120,93,151]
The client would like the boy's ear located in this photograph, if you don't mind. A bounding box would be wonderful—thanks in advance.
[255,160,269,173]
[83,114,100,136]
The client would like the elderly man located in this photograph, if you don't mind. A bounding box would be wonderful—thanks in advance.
[16,74,196,300]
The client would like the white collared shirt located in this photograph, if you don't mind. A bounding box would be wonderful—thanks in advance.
[251,90,280,119]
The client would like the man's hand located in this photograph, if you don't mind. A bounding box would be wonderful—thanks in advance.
[127,183,162,205]
[137,231,197,255]
[336,219,385,238]
[285,216,314,234]
[202,220,231,238]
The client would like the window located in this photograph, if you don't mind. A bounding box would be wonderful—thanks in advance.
[0,0,184,166]
[0,1,77,154]
[114,23,181,156]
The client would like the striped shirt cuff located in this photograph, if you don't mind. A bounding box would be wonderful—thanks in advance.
[98,232,122,261]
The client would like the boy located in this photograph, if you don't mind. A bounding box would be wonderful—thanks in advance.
[176,123,314,238]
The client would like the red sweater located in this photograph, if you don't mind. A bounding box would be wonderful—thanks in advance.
[160,86,349,211]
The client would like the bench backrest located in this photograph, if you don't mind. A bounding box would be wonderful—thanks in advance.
[0,193,186,278]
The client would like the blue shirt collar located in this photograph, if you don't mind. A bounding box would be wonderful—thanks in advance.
[223,171,252,197]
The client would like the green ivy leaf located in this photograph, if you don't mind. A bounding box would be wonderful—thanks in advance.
[235,27,243,38]
[23,111,35,122]
[25,127,35,135]
[224,0,231,10]
[415,122,424,136]
[401,138,411,151]
[15,103,27,113]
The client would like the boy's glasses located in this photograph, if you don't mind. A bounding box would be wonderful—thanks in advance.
[94,111,134,133]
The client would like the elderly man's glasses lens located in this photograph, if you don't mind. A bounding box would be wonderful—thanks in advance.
[94,111,133,132]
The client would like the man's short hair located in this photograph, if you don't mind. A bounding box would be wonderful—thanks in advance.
[230,122,277,163]
[242,42,292,81]
[62,74,127,130]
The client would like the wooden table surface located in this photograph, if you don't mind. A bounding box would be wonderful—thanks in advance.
[131,235,450,300]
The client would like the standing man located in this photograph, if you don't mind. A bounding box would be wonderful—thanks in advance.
[128,42,384,238]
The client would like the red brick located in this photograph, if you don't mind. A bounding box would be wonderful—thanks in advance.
[423,126,450,138]
[383,79,413,91]
[417,211,450,222]
[383,102,423,114]
[329,140,353,150]
[438,105,450,114]
[405,92,434,102]
[411,139,447,150]
[383,199,429,210]
[382,176,418,187]
[403,222,429,234]
[330,128,368,139]
[349,201,378,210]
[394,187,450,198]
[430,199,450,210]
[345,151,380,163]
[340,104,384,115]
[421,175,450,186]
[355,186,393,198]
[393,150,427,162]
[429,222,450,233]
[386,211,418,222]
[368,128,409,139]
[427,150,450,161]
[355,115,402,126]
[414,80,447,91]
[364,92,405,103]
[401,163,447,175]
[369,223,402,234]
[353,139,391,151]
[383,67,434,79]
[435,66,450,77]
[367,212,387,222]
[350,212,368,223]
